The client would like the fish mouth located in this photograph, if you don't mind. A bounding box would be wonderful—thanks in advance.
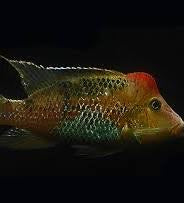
[170,122,184,136]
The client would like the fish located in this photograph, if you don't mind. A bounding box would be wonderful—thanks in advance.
[0,55,183,157]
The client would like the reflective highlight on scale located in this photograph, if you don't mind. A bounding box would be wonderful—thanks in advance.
[0,55,183,157]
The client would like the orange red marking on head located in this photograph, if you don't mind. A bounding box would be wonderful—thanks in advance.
[127,72,159,93]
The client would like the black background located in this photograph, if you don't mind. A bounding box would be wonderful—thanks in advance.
[0,4,184,176]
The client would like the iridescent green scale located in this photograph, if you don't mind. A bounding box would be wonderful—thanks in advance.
[52,110,121,144]
[51,76,127,144]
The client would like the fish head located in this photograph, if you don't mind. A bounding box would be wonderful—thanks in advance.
[125,72,184,143]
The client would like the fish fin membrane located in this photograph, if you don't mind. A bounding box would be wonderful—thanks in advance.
[0,55,60,95]
[0,95,7,102]
[0,55,126,96]
[72,145,121,158]
[0,127,56,150]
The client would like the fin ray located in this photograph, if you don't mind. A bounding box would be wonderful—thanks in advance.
[0,55,58,95]
[0,55,124,95]
[72,145,121,158]
[0,128,57,150]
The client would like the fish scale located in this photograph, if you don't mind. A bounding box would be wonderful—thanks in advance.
[52,108,121,144]
[0,55,183,156]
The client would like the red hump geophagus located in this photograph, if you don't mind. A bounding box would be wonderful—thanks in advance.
[127,72,159,93]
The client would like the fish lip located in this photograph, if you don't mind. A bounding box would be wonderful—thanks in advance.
[170,122,184,136]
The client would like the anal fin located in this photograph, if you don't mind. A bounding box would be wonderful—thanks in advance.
[72,145,121,158]
[0,128,57,150]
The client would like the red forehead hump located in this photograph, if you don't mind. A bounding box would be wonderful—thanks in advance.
[127,72,159,93]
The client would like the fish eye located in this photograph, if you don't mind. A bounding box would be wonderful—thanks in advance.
[149,98,162,111]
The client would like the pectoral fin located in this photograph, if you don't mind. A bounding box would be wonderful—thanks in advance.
[133,127,167,143]
[0,128,56,150]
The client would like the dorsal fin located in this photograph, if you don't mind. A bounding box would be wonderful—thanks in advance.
[0,55,121,95]
[127,72,159,93]
[0,55,59,95]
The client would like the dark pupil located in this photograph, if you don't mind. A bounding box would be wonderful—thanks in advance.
[151,99,161,110]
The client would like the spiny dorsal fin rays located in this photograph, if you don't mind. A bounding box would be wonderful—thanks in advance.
[0,55,59,95]
[45,66,107,71]
[0,55,108,71]
[0,55,117,96]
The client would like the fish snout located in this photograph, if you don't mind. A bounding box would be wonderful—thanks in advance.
[171,122,184,136]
